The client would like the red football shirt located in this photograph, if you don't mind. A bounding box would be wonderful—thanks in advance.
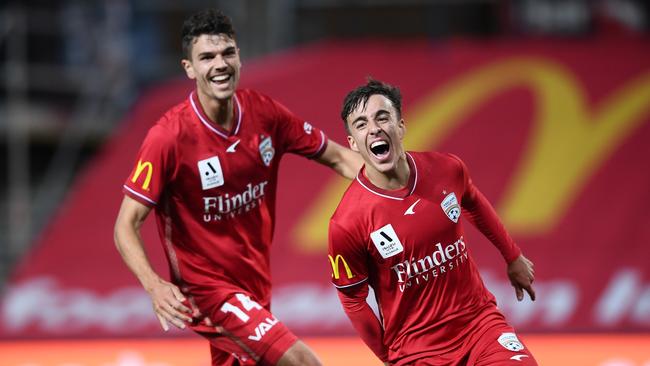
[124,89,327,319]
[328,151,521,364]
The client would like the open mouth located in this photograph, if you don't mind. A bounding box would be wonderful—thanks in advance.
[369,140,390,159]
[210,74,231,85]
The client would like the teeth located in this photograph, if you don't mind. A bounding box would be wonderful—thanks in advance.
[211,74,230,82]
[370,141,388,149]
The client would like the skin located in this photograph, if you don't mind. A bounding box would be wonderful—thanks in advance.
[345,94,408,190]
[344,93,536,304]
[115,32,364,366]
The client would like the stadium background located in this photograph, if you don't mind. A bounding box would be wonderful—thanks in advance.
[1,0,649,365]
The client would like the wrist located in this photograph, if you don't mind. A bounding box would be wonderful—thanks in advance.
[140,272,162,293]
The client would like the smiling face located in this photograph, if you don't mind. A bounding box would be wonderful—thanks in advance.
[346,94,406,176]
[181,33,241,102]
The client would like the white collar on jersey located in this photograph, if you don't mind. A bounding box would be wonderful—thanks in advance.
[189,91,242,139]
[355,152,418,201]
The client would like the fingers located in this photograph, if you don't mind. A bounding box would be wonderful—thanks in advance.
[514,284,524,302]
[167,285,193,316]
[154,302,189,329]
[156,312,169,332]
[150,285,193,330]
[171,286,186,302]
[524,284,536,301]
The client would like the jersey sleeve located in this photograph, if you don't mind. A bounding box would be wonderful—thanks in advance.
[448,153,522,263]
[122,124,176,207]
[328,218,369,289]
[337,284,389,362]
[268,96,328,159]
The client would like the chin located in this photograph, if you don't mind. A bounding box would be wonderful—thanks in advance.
[370,161,396,173]
[212,89,235,100]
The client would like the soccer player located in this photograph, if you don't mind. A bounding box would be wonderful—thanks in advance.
[113,9,362,366]
[328,79,538,365]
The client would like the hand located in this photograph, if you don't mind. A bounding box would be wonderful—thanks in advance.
[145,277,193,331]
[507,254,536,302]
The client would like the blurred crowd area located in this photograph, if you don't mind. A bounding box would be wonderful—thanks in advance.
[0,0,648,288]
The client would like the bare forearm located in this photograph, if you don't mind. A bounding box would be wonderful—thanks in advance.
[114,224,160,290]
[114,196,161,290]
[316,141,363,180]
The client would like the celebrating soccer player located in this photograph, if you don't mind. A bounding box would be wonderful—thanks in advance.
[329,79,538,365]
[113,9,362,366]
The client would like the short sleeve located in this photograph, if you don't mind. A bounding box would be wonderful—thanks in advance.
[122,124,175,206]
[270,97,328,159]
[328,219,369,289]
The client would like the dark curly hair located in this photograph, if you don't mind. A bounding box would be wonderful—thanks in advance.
[181,9,236,59]
[341,78,402,133]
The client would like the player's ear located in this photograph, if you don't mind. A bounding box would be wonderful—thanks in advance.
[347,135,359,152]
[181,59,196,80]
[398,118,406,140]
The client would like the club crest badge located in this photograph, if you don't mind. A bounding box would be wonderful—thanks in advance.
[303,121,313,134]
[498,332,525,352]
[259,136,275,166]
[440,192,461,223]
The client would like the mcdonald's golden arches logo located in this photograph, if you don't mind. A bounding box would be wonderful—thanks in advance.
[131,160,153,191]
[328,254,354,280]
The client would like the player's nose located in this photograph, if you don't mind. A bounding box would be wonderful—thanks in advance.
[213,55,228,70]
[368,120,382,135]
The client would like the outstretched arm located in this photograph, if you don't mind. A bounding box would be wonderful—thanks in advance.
[462,182,536,301]
[316,140,363,179]
[114,195,192,330]
[337,284,389,363]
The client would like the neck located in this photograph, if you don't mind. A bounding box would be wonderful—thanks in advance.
[197,91,234,130]
[365,153,410,190]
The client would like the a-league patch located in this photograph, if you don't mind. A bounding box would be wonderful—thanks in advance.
[259,136,275,166]
[440,192,461,223]
[498,332,525,352]
[197,156,224,190]
[370,224,404,259]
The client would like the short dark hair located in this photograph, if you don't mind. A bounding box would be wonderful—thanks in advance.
[181,9,236,59]
[341,78,402,132]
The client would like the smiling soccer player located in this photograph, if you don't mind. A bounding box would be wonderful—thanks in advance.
[329,79,538,366]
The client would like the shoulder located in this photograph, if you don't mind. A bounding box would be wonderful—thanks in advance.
[236,88,277,109]
[145,100,190,146]
[331,179,368,227]
[409,151,465,173]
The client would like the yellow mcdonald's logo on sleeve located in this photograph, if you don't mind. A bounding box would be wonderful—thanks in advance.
[131,160,153,191]
[328,254,354,280]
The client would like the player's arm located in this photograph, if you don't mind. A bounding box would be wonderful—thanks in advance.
[113,195,192,330]
[337,284,389,363]
[329,219,389,362]
[455,156,536,302]
[315,139,364,180]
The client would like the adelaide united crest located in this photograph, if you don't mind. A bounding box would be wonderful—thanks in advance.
[441,192,461,223]
[259,136,275,166]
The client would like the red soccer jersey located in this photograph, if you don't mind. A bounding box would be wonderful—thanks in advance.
[124,89,327,319]
[328,151,521,364]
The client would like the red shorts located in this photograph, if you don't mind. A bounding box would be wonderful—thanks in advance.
[466,325,537,366]
[192,292,298,366]
[403,323,537,366]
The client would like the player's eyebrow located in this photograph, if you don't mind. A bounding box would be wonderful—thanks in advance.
[351,115,368,125]
[374,109,390,118]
